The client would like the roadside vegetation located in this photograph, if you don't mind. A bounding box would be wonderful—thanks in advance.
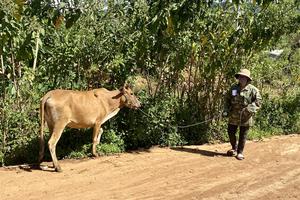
[0,0,299,166]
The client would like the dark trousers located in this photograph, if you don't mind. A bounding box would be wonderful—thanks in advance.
[228,124,250,154]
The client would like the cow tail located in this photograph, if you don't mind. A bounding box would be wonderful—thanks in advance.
[39,93,50,163]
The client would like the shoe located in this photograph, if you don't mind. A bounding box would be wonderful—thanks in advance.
[227,149,237,157]
[236,153,244,160]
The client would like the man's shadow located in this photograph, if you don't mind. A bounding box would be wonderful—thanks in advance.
[171,147,228,157]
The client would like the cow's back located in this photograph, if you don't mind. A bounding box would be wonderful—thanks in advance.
[43,89,105,128]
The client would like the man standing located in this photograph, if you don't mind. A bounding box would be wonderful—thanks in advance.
[223,69,262,160]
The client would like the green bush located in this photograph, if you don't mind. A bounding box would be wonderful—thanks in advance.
[256,91,300,134]
[97,143,123,155]
[96,129,125,155]
[56,128,125,159]
[115,91,185,149]
[0,81,40,166]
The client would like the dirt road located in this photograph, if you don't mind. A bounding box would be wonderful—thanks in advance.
[1,134,299,200]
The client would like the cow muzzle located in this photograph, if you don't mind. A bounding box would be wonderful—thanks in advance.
[123,94,141,109]
[132,100,141,109]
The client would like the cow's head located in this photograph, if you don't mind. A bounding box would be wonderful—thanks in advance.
[120,84,141,109]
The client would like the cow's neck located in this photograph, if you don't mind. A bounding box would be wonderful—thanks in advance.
[101,90,125,124]
[108,90,126,110]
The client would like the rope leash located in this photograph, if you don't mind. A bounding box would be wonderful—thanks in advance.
[177,114,221,128]
[138,109,222,129]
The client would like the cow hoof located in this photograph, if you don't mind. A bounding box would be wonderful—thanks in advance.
[92,153,99,158]
[55,167,63,172]
[39,165,49,171]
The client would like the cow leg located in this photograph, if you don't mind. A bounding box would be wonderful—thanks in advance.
[97,128,103,145]
[39,108,53,164]
[48,121,66,172]
[39,125,53,164]
[92,123,102,157]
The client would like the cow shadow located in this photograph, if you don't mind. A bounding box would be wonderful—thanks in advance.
[170,146,228,157]
[2,163,56,173]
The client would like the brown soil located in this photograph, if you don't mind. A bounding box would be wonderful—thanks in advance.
[1,134,299,200]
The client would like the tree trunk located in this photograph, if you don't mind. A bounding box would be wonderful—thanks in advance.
[33,30,40,72]
[0,54,4,74]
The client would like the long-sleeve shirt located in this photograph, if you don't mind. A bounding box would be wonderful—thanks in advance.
[224,83,262,126]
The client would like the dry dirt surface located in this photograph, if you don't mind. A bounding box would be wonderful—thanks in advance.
[1,134,299,200]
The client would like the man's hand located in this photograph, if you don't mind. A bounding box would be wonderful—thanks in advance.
[247,103,257,114]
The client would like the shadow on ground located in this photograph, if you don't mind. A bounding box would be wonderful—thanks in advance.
[171,147,228,157]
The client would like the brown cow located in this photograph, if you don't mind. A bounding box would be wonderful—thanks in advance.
[39,84,141,172]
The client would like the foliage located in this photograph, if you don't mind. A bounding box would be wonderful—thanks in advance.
[0,0,299,166]
[0,71,41,165]
[256,91,300,134]
[113,91,185,149]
